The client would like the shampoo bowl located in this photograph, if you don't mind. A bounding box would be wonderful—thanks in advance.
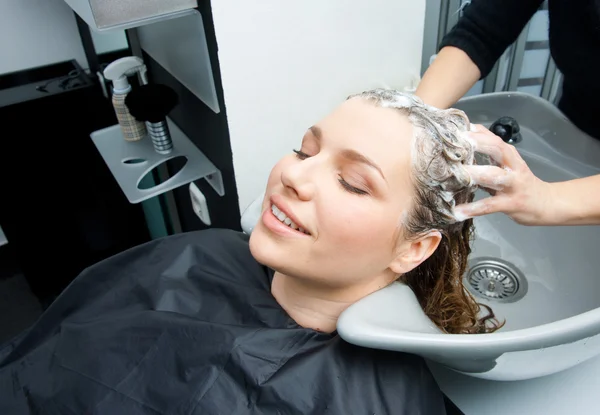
[241,92,600,381]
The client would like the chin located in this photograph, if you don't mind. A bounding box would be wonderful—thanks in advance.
[249,222,306,277]
[249,223,278,268]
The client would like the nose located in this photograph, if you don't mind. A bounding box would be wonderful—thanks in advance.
[280,157,317,201]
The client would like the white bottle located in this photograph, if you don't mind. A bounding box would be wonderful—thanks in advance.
[103,57,148,142]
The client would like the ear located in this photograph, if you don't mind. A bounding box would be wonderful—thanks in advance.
[388,231,442,275]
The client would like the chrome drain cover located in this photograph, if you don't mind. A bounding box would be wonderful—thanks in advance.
[465,257,528,303]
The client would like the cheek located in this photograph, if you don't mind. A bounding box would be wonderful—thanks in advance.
[319,201,397,254]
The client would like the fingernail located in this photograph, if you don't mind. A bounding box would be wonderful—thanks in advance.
[470,124,480,132]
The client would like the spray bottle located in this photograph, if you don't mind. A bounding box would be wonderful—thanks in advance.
[103,57,149,142]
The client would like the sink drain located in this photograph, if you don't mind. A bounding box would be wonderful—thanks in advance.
[465,257,528,303]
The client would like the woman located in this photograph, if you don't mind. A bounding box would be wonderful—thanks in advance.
[0,90,498,414]
[416,0,600,139]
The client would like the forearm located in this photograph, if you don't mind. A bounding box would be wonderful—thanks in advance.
[415,47,481,109]
[547,175,600,225]
[416,0,542,108]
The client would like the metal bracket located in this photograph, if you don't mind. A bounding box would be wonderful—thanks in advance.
[0,225,7,247]
[91,117,225,204]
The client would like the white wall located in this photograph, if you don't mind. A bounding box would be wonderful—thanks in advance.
[211,1,426,212]
[0,0,88,75]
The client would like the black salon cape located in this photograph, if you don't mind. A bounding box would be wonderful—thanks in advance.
[0,229,445,415]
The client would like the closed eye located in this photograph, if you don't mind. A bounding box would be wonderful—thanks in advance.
[294,149,369,195]
[293,149,310,160]
[338,177,369,195]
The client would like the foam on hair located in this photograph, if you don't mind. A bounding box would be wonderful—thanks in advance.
[347,89,504,334]
[347,89,475,226]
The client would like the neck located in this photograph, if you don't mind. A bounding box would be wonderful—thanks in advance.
[271,271,394,333]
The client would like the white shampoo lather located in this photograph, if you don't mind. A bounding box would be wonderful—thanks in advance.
[103,57,148,142]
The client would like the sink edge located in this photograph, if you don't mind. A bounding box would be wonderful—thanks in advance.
[337,302,600,357]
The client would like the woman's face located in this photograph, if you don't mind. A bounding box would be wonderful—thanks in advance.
[250,97,435,290]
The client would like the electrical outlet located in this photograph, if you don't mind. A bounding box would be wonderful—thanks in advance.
[189,183,211,226]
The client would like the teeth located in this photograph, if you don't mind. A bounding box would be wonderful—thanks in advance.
[270,204,309,235]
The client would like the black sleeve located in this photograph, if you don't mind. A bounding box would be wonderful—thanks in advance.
[439,0,544,78]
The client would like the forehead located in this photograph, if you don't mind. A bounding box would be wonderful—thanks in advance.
[316,97,414,184]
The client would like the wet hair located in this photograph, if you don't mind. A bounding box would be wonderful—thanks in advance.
[347,89,504,334]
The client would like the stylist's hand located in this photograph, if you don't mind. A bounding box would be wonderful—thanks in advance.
[454,124,553,225]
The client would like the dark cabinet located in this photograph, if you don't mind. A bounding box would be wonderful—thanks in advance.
[0,60,151,304]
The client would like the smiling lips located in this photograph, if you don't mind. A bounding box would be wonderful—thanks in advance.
[270,204,310,235]
[261,194,311,238]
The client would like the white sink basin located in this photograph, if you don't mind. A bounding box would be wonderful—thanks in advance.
[337,92,600,381]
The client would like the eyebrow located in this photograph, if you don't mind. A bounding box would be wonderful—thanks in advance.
[340,149,386,182]
[308,125,386,182]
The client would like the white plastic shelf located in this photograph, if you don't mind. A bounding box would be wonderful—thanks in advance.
[90,117,224,204]
[63,0,198,32]
[137,10,220,114]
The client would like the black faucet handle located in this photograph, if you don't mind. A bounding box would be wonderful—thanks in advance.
[489,116,522,144]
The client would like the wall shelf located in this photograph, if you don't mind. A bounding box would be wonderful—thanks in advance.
[0,225,7,247]
[137,10,220,114]
[63,0,198,32]
[90,117,224,204]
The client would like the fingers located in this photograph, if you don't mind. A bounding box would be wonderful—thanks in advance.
[453,196,509,221]
[467,124,524,168]
[465,165,513,190]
